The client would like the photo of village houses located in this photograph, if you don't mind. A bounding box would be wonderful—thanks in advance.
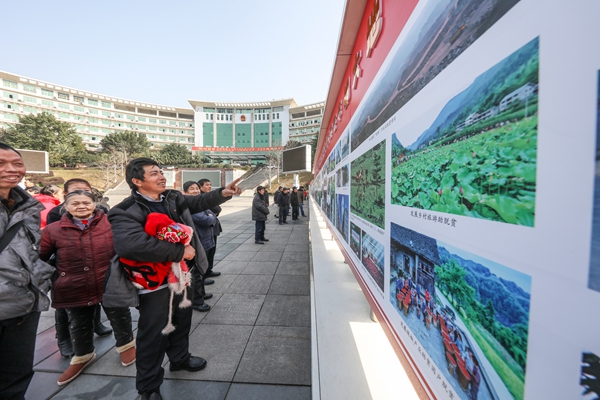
[389,222,531,400]
[336,194,349,243]
[391,38,538,226]
[361,230,384,291]
[350,222,361,260]
[351,0,520,151]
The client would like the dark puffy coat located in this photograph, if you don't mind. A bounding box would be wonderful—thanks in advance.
[40,210,114,308]
[191,210,217,250]
[0,187,54,319]
[277,192,290,208]
[273,190,281,204]
[108,189,230,276]
[290,191,299,207]
[210,205,222,237]
[252,193,270,221]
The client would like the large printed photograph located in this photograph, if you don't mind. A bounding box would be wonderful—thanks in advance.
[389,222,531,400]
[588,70,600,292]
[361,229,384,291]
[350,140,386,228]
[351,0,520,151]
[336,194,349,243]
[581,352,600,399]
[391,38,539,226]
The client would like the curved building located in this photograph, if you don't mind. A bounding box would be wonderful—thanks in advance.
[1,70,323,164]
[1,70,196,151]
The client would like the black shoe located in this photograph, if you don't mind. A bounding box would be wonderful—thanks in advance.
[57,338,74,359]
[93,305,112,337]
[55,321,74,358]
[94,322,112,337]
[255,241,265,244]
[204,278,215,285]
[169,355,207,372]
[203,293,213,300]
[193,303,211,312]
[283,222,288,224]
[205,271,221,277]
[140,390,162,400]
[274,215,278,218]
[261,238,269,242]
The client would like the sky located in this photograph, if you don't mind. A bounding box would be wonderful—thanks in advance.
[2,0,346,109]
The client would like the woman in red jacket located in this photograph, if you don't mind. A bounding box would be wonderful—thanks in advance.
[34,184,62,229]
[40,190,135,386]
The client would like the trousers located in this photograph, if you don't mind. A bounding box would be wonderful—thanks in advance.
[255,220,266,241]
[205,236,217,275]
[136,282,194,393]
[0,312,41,399]
[279,207,287,223]
[191,267,207,308]
[65,305,133,356]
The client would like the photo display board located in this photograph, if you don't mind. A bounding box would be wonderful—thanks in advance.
[312,1,600,399]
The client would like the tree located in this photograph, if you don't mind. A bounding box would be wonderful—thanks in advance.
[97,150,127,190]
[156,143,193,165]
[100,131,150,160]
[284,139,303,149]
[1,112,87,165]
[435,260,475,310]
[310,135,319,168]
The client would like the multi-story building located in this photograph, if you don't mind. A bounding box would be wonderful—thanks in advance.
[188,99,297,164]
[0,70,196,151]
[0,70,322,162]
[289,101,324,144]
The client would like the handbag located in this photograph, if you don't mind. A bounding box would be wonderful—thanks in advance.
[0,220,24,254]
[103,255,139,308]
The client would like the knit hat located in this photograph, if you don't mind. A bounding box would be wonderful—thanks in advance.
[257,186,265,192]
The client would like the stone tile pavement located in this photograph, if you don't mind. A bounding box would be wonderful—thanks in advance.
[26,197,311,400]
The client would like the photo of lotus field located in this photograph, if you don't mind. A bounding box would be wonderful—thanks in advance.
[391,38,539,226]
[351,140,386,228]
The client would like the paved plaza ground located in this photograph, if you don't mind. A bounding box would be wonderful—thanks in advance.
[26,195,311,400]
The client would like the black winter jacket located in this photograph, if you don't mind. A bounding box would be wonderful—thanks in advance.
[290,191,299,207]
[108,189,230,276]
[252,194,270,221]
[277,192,290,208]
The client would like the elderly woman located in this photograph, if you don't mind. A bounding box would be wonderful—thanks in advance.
[40,190,135,386]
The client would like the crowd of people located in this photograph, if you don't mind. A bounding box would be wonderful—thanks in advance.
[0,144,242,400]
[394,273,481,399]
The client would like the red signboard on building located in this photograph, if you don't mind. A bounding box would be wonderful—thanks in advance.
[192,146,284,152]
